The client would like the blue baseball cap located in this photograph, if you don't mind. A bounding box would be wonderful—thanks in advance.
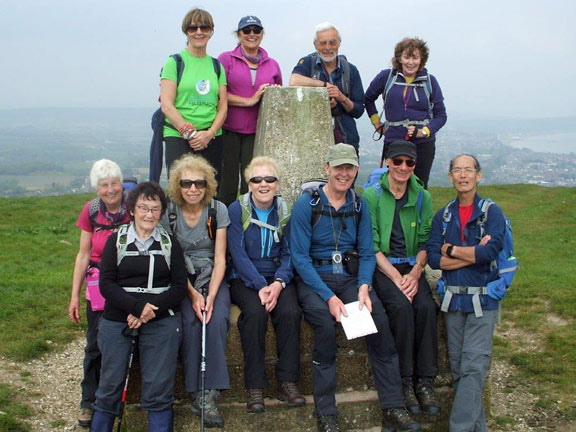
[237,15,263,30]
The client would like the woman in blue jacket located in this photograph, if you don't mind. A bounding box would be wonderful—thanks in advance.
[365,37,447,188]
[227,156,305,414]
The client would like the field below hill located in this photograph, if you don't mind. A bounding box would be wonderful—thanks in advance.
[0,185,574,430]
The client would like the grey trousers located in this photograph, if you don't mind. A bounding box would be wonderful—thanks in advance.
[445,309,498,432]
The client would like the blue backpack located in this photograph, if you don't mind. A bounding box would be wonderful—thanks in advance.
[441,198,518,294]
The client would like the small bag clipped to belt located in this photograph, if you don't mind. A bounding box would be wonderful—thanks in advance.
[343,250,360,275]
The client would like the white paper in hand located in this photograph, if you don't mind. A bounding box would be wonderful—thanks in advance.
[340,301,378,340]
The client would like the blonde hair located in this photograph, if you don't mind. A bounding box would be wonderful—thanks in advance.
[181,8,214,34]
[244,156,282,184]
[168,154,217,207]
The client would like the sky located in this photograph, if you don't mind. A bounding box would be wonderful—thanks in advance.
[1,0,575,119]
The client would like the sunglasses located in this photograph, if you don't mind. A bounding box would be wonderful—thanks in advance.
[179,179,207,189]
[391,158,416,168]
[241,26,263,35]
[249,176,278,184]
[187,25,212,33]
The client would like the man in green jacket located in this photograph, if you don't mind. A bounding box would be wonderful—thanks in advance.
[363,140,440,416]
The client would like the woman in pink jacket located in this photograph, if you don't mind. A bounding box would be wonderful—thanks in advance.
[217,16,282,206]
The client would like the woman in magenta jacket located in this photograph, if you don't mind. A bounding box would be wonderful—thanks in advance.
[217,16,282,206]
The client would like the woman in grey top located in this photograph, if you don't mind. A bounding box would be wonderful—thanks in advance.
[164,154,230,428]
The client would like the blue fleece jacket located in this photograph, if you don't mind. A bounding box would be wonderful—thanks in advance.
[292,54,365,149]
[427,194,505,312]
[364,68,447,144]
[290,186,376,301]
[227,195,293,291]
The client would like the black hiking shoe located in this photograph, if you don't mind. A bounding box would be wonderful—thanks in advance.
[190,390,224,428]
[401,376,420,415]
[415,376,440,416]
[382,407,421,432]
[317,415,340,432]
[77,407,93,428]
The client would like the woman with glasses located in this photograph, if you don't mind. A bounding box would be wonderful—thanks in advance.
[217,16,282,205]
[160,8,227,183]
[227,156,305,414]
[364,37,447,189]
[91,182,187,432]
[68,159,132,428]
[164,154,230,428]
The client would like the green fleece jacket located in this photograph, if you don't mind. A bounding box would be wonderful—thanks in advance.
[363,173,433,257]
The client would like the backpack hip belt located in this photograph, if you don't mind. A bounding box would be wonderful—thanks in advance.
[123,286,171,294]
[388,256,416,266]
[385,118,430,128]
[441,285,488,318]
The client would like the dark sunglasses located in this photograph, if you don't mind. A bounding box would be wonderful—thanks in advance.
[241,26,263,35]
[187,25,212,32]
[249,176,278,184]
[391,158,416,168]
[179,179,207,189]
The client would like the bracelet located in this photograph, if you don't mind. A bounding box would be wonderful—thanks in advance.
[178,123,197,140]
[323,81,327,87]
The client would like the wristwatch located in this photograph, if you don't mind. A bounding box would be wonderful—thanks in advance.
[275,278,286,289]
[421,128,429,138]
[446,245,454,258]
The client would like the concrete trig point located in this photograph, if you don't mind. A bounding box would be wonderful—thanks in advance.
[254,86,335,204]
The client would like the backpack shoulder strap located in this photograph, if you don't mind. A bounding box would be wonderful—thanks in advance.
[211,57,221,80]
[477,198,494,238]
[420,74,434,119]
[156,224,172,269]
[441,199,456,237]
[170,54,185,86]
[309,53,320,81]
[416,190,424,224]
[383,69,398,107]
[167,199,178,234]
[239,193,253,232]
[89,198,101,228]
[338,55,351,96]
[116,224,130,266]
[276,196,291,236]
[207,199,218,241]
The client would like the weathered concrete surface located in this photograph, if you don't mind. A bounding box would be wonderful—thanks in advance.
[253,86,335,204]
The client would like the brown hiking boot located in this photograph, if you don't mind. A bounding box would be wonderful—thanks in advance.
[415,377,440,416]
[317,415,340,432]
[401,376,420,415]
[277,381,306,407]
[382,407,421,432]
[246,388,265,413]
[77,407,93,428]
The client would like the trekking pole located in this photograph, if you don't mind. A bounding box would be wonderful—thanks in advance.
[118,326,138,432]
[200,286,207,432]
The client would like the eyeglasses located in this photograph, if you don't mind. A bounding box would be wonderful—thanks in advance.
[391,158,416,168]
[179,179,207,189]
[249,176,278,184]
[451,167,477,175]
[241,26,263,35]
[187,25,212,33]
[316,39,339,47]
[136,205,162,215]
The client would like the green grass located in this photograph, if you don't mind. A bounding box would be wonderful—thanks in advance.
[0,384,32,432]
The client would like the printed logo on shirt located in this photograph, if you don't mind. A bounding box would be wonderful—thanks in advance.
[196,79,210,95]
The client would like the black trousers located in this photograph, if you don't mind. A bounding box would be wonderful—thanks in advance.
[296,274,404,416]
[373,264,438,378]
[219,130,255,206]
[229,277,302,389]
[164,135,224,186]
[383,140,436,189]
[80,301,103,408]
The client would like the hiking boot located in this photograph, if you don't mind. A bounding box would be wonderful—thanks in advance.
[190,390,224,428]
[401,376,420,415]
[246,388,265,413]
[77,407,93,428]
[415,377,440,416]
[277,382,306,407]
[382,407,421,432]
[317,414,340,432]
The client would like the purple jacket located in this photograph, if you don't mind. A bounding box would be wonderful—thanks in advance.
[364,68,447,144]
[218,45,282,134]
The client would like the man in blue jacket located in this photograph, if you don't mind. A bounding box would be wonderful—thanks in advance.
[291,143,420,432]
[289,22,365,152]
[427,154,506,432]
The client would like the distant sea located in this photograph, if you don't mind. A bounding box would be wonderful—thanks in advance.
[501,132,576,154]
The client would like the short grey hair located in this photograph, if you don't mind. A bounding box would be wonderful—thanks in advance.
[90,159,123,189]
[314,22,341,42]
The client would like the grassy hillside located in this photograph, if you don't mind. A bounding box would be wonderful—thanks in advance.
[0,185,575,421]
